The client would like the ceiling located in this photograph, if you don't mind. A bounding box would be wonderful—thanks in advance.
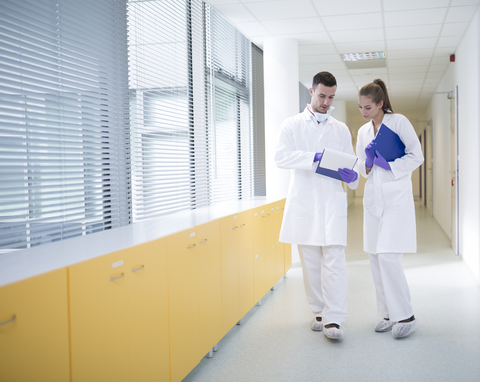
[205,0,480,123]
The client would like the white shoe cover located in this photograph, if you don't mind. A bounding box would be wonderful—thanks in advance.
[392,319,418,339]
[375,319,395,332]
[323,325,345,339]
[310,317,323,331]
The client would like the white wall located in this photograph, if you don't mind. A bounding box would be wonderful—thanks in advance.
[456,11,480,279]
[425,10,479,279]
[426,64,455,239]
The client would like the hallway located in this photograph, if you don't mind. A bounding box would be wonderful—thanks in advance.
[184,199,480,382]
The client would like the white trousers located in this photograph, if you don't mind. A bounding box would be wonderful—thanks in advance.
[297,244,347,325]
[369,253,414,322]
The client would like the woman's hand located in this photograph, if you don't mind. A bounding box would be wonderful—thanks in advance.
[365,139,375,168]
[373,150,391,170]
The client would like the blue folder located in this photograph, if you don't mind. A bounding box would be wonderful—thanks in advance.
[369,124,405,162]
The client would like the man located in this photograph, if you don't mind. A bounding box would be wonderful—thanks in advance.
[274,71,359,339]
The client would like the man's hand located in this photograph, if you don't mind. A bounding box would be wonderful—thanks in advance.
[338,168,358,183]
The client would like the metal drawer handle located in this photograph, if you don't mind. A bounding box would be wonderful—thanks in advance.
[0,315,16,326]
[232,226,238,230]
[131,265,145,272]
[187,244,196,249]
[109,273,124,281]
[238,224,245,228]
[260,216,266,219]
[199,239,208,243]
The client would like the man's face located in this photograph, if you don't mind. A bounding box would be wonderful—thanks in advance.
[309,83,336,114]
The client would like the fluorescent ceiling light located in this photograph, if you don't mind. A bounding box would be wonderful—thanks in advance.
[341,52,386,62]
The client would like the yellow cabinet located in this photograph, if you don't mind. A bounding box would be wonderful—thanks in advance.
[252,206,266,303]
[264,204,277,292]
[69,251,131,382]
[196,220,222,356]
[274,202,285,282]
[220,214,240,334]
[0,269,70,382]
[238,211,254,318]
[167,228,200,382]
[127,239,170,382]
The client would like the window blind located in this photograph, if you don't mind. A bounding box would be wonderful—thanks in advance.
[252,43,266,196]
[127,0,254,221]
[0,0,130,252]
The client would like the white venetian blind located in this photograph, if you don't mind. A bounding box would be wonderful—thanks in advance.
[127,0,254,221]
[0,0,131,252]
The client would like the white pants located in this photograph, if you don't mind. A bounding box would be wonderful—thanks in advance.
[297,244,347,325]
[369,253,414,322]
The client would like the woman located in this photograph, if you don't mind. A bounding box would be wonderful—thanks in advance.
[356,79,424,339]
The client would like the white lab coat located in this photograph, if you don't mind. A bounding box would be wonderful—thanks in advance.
[275,106,359,246]
[356,113,424,254]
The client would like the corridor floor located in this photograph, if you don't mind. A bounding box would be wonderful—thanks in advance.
[184,199,480,382]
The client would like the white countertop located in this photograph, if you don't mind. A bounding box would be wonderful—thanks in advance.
[0,197,281,288]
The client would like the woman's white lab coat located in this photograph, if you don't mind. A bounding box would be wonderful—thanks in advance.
[356,113,424,254]
[275,106,359,246]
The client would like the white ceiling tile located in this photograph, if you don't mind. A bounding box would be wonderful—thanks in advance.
[205,0,240,4]
[446,6,479,22]
[437,35,462,48]
[336,41,386,53]
[311,0,382,16]
[441,22,469,36]
[386,24,442,40]
[384,8,447,27]
[262,18,325,34]
[234,21,271,37]
[329,28,383,44]
[211,4,256,22]
[322,13,383,32]
[388,71,427,80]
[276,32,331,44]
[349,68,388,77]
[428,63,449,73]
[450,0,480,5]
[383,0,449,11]
[389,65,428,74]
[300,54,343,64]
[386,49,434,59]
[430,57,451,66]
[300,62,348,72]
[388,38,437,51]
[244,0,317,20]
[434,47,457,56]
[388,58,431,67]
[299,44,338,56]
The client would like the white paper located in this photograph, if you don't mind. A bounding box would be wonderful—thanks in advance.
[319,147,358,171]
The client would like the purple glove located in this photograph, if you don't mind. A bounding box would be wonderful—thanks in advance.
[338,168,358,183]
[365,139,375,168]
[373,150,391,170]
[314,152,323,162]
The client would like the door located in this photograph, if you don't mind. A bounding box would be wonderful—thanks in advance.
[127,239,170,382]
[238,210,254,318]
[252,207,266,303]
[0,269,70,382]
[196,220,223,354]
[167,228,201,382]
[220,214,240,334]
[451,86,459,255]
[69,251,130,382]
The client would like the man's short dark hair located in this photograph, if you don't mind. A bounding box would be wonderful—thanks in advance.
[312,71,337,89]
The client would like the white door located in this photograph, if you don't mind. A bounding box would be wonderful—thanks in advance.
[450,87,459,255]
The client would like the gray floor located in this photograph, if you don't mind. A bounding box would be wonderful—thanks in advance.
[184,199,480,382]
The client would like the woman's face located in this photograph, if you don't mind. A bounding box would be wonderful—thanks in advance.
[358,96,384,121]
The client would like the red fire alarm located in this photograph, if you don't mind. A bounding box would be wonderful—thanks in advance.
[450,54,455,62]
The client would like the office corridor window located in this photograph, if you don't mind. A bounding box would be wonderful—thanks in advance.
[127,0,254,221]
[0,0,130,252]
